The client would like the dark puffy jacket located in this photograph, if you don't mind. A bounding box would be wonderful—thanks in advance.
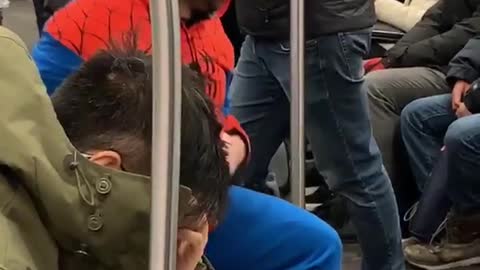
[447,35,480,84]
[235,0,376,40]
[383,0,480,72]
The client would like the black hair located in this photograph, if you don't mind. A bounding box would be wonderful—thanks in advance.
[51,47,230,222]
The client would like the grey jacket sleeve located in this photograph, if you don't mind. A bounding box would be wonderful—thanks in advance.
[447,36,480,85]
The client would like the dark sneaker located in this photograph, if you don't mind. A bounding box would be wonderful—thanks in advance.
[404,213,480,270]
[305,185,334,204]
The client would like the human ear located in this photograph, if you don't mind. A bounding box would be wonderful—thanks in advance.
[89,150,122,170]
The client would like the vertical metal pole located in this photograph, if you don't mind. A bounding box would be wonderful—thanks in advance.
[290,0,305,207]
[149,0,182,269]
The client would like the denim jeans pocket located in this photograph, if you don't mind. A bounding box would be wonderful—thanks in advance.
[337,29,372,82]
[276,38,319,54]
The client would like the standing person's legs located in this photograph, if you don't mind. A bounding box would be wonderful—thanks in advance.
[305,30,403,270]
[400,94,456,190]
[230,36,290,193]
[252,30,404,269]
[367,68,449,184]
[206,186,342,270]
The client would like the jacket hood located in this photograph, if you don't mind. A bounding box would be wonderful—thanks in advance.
[0,27,192,269]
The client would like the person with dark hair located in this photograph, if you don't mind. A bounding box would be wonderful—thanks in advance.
[52,48,231,221]
[31,1,343,269]
[33,0,249,176]
[399,36,480,269]
[0,26,223,270]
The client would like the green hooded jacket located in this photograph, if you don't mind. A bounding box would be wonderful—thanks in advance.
[0,26,213,270]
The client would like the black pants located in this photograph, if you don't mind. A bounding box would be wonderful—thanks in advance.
[32,0,53,34]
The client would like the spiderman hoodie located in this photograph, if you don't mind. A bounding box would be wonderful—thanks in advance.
[32,0,249,157]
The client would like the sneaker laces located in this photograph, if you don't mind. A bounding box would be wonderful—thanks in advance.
[429,216,449,247]
[404,201,419,222]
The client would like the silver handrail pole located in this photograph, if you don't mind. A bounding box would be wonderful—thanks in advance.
[290,0,306,207]
[149,0,182,269]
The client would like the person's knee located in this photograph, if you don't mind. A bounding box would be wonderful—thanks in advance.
[400,98,425,134]
[366,70,396,106]
[444,118,477,152]
[294,217,342,269]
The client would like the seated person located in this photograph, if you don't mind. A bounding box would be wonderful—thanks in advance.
[400,35,480,269]
[32,1,343,270]
[37,0,341,264]
[33,0,248,176]
[0,28,341,270]
[364,0,480,222]
[0,26,225,270]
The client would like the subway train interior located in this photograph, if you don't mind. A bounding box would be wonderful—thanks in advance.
[1,0,480,269]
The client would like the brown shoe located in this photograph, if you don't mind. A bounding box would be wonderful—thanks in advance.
[402,237,420,249]
[404,213,480,270]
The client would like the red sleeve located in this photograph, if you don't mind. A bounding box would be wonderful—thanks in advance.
[216,0,231,18]
[222,114,251,163]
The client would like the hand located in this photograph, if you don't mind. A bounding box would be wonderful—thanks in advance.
[220,132,247,175]
[452,80,471,110]
[177,220,209,270]
[364,58,385,74]
[455,102,473,118]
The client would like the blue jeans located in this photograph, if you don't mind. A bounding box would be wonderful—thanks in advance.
[401,94,480,213]
[230,32,404,270]
[206,186,342,270]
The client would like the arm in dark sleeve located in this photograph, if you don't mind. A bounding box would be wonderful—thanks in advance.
[447,36,480,84]
[385,2,480,68]
[384,0,444,66]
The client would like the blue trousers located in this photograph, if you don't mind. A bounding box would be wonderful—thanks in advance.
[401,94,480,214]
[206,186,342,270]
[229,32,404,270]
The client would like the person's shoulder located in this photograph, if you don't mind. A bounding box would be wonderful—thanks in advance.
[0,26,28,52]
[0,27,31,71]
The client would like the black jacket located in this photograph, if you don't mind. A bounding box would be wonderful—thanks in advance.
[447,36,480,84]
[235,0,376,40]
[384,0,480,72]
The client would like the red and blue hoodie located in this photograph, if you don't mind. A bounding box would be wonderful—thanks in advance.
[32,0,249,155]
